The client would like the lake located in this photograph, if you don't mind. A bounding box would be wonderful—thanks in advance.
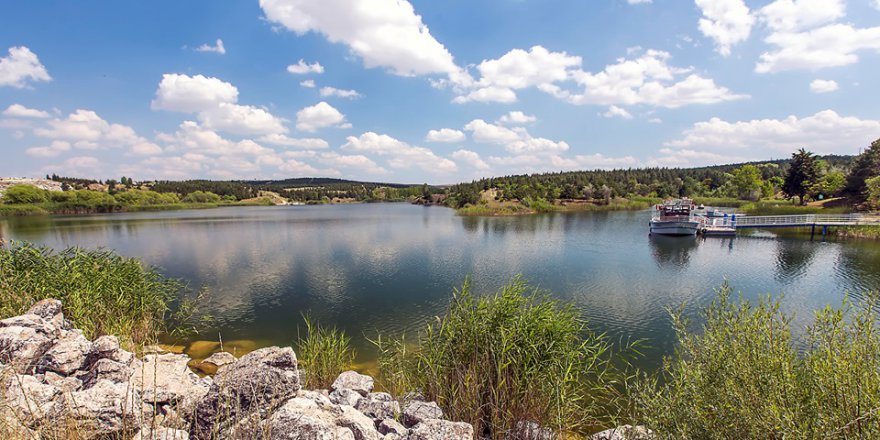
[3,203,880,370]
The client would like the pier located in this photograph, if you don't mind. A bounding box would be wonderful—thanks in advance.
[699,214,880,238]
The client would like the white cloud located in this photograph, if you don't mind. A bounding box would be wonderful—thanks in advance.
[26,140,71,158]
[452,86,518,104]
[0,46,51,88]
[809,79,839,93]
[195,39,226,55]
[261,0,461,78]
[198,102,288,135]
[505,137,570,155]
[628,0,652,4]
[42,156,101,176]
[464,119,569,155]
[3,104,50,118]
[755,23,880,73]
[286,59,324,75]
[278,158,325,176]
[665,109,880,154]
[425,128,466,143]
[33,110,150,153]
[648,118,663,123]
[151,74,238,113]
[295,102,351,132]
[695,0,755,56]
[497,111,536,125]
[319,86,361,99]
[300,79,316,88]
[159,121,274,157]
[451,149,490,170]
[130,141,163,156]
[758,0,845,33]
[875,0,880,11]
[318,152,387,175]
[648,148,750,167]
[463,119,521,144]
[257,133,329,149]
[602,105,633,119]
[341,132,457,174]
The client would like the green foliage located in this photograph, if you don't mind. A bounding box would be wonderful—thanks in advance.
[845,138,880,201]
[0,242,183,348]
[296,314,355,390]
[730,165,764,200]
[182,190,222,203]
[867,175,880,209]
[521,196,555,212]
[783,149,823,204]
[638,282,880,439]
[2,185,49,204]
[115,189,180,206]
[151,180,255,200]
[815,170,846,199]
[373,277,634,439]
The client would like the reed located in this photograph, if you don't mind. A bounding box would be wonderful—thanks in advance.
[295,314,355,390]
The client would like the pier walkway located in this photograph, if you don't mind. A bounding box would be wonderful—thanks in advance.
[699,213,880,237]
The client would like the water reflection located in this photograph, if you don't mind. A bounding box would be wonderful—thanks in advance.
[649,235,699,270]
[773,239,819,283]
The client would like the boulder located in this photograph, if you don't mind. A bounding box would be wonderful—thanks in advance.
[330,387,363,407]
[133,427,191,440]
[26,299,63,320]
[402,400,443,428]
[407,419,474,440]
[256,394,380,440]
[378,418,407,436]
[82,357,136,388]
[43,370,83,392]
[131,353,209,407]
[332,370,374,396]
[355,392,400,421]
[37,329,92,375]
[2,373,61,427]
[590,425,655,440]
[0,314,57,373]
[191,347,301,439]
[50,378,144,438]
[193,351,236,375]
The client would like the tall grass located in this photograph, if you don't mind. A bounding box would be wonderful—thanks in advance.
[0,242,183,348]
[373,277,636,439]
[296,314,355,389]
[637,281,880,439]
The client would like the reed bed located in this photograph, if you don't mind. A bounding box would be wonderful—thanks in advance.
[295,314,355,390]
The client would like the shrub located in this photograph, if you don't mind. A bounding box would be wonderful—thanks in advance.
[637,282,880,439]
[867,175,880,209]
[115,189,181,206]
[2,185,48,204]
[183,191,222,203]
[296,314,355,389]
[0,242,182,348]
[374,277,634,439]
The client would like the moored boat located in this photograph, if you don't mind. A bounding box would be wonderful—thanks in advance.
[650,198,700,236]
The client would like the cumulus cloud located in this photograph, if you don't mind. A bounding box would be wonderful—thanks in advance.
[451,149,490,171]
[0,46,51,88]
[287,59,324,75]
[342,132,457,174]
[26,140,71,158]
[497,111,536,125]
[32,109,161,158]
[695,0,755,56]
[425,128,466,143]
[261,0,462,79]
[295,101,351,132]
[627,0,652,4]
[257,133,329,149]
[151,74,238,113]
[464,119,569,155]
[300,79,316,88]
[318,152,387,175]
[601,105,633,119]
[758,0,845,33]
[195,39,226,55]
[665,109,880,154]
[3,104,50,118]
[463,119,521,145]
[319,86,361,99]
[809,79,839,93]
[198,102,287,135]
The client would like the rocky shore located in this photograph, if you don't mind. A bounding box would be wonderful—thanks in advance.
[0,300,649,440]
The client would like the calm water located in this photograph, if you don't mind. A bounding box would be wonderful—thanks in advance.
[3,204,880,369]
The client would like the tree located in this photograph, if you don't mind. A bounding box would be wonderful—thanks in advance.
[845,138,880,201]
[866,176,880,209]
[783,149,821,205]
[2,185,48,204]
[730,165,764,200]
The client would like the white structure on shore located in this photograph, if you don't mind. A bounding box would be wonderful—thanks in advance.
[0,178,63,195]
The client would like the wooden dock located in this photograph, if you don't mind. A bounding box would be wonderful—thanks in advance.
[697,214,880,238]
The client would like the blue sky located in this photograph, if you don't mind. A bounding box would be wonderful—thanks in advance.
[1,0,879,184]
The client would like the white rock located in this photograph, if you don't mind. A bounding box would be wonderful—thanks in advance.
[332,370,374,396]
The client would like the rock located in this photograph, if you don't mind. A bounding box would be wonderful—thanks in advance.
[330,387,364,407]
[355,392,400,421]
[131,353,209,407]
[2,374,61,427]
[0,314,57,373]
[133,427,190,440]
[590,425,655,440]
[43,370,83,392]
[256,395,380,440]
[82,358,135,388]
[402,400,443,428]
[50,379,144,437]
[26,299,63,320]
[337,404,384,440]
[513,421,554,440]
[37,329,92,375]
[383,435,403,440]
[193,351,236,375]
[332,370,374,396]
[407,419,474,440]
[93,335,120,354]
[191,346,301,439]
[378,418,407,436]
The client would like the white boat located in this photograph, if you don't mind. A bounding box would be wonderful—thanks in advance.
[650,198,700,236]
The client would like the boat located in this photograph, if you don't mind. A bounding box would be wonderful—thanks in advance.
[650,198,700,236]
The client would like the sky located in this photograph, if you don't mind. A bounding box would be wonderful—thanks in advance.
[1,0,879,184]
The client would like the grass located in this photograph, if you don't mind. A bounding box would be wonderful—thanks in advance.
[834,225,880,240]
[636,281,880,439]
[372,277,637,439]
[295,314,355,390]
[457,197,657,216]
[0,242,186,349]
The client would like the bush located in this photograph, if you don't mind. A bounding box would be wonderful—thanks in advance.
[637,282,880,439]
[374,277,634,439]
[183,190,222,203]
[0,242,182,348]
[115,189,180,206]
[2,185,48,204]
[867,175,880,209]
[296,315,355,389]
